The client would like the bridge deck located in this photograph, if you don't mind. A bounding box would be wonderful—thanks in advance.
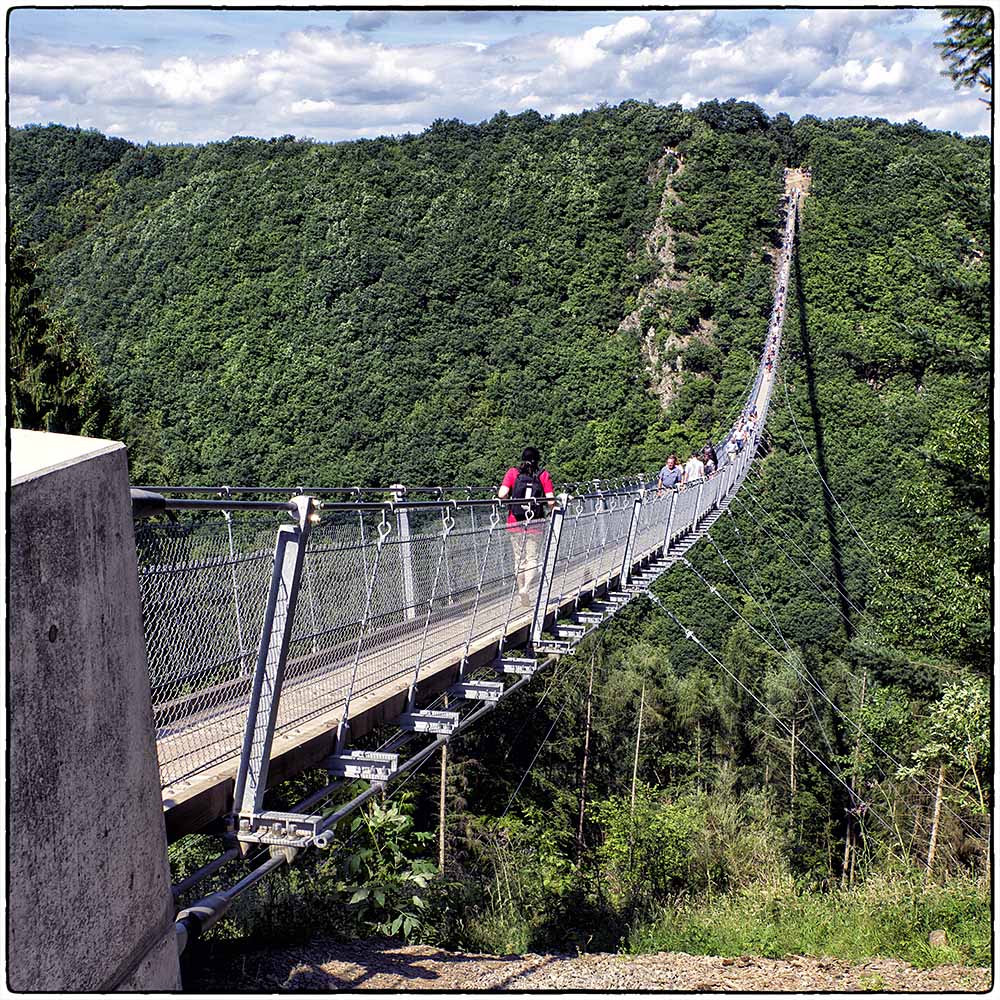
[154,174,798,843]
[160,560,624,840]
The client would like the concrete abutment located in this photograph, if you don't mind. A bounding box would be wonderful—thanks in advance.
[9,429,181,990]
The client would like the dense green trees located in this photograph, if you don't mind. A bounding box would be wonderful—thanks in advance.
[8,233,116,436]
[936,8,993,96]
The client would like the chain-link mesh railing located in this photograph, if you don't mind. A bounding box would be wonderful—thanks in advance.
[138,470,749,791]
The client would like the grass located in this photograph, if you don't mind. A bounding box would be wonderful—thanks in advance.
[628,873,991,969]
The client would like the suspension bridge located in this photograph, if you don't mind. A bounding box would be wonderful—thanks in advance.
[11,173,813,988]
[122,177,806,949]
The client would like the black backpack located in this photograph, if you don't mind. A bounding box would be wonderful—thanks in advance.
[511,470,547,522]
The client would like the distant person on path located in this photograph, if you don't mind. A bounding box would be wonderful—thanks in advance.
[656,454,683,495]
[498,447,555,607]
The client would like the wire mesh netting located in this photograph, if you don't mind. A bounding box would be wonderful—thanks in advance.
[139,447,766,792]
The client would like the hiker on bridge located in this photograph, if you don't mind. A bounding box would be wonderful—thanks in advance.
[656,454,683,495]
[683,451,705,485]
[498,447,556,606]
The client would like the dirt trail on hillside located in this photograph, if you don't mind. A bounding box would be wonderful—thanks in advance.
[189,937,990,992]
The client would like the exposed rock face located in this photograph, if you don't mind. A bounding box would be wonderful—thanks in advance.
[616,146,690,409]
[623,159,810,414]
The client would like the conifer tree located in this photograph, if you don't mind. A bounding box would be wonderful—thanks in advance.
[936,8,993,99]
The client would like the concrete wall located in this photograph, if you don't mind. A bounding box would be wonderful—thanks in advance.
[9,430,181,991]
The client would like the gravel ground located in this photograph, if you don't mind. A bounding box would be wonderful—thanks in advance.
[189,937,991,992]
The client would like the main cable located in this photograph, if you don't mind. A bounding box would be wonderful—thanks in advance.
[642,591,928,869]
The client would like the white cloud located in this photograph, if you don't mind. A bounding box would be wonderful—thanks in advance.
[811,58,907,96]
[6,10,990,143]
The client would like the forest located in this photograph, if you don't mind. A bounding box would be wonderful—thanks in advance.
[8,98,991,975]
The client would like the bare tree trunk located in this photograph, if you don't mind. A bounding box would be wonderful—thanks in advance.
[438,695,448,872]
[841,823,853,886]
[790,710,797,818]
[631,683,645,814]
[438,740,447,872]
[696,720,702,793]
[842,669,867,886]
[926,763,946,881]
[576,649,596,859]
[849,823,859,885]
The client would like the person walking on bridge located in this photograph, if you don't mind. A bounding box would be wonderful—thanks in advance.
[656,454,682,495]
[498,447,556,607]
[682,451,705,485]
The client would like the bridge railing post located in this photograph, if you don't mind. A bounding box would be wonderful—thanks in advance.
[392,484,417,621]
[712,467,726,510]
[721,462,735,503]
[574,492,601,602]
[233,495,316,831]
[660,491,677,556]
[549,494,584,610]
[619,492,643,585]
[529,505,566,647]
[693,481,706,528]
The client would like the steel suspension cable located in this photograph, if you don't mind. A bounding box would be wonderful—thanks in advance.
[730,482,962,668]
[728,495,872,634]
[643,592,928,869]
[706,527,840,760]
[748,426,890,587]
[777,369,890,576]
[731,485,871,622]
[678,555,890,782]
[719,509,983,839]
[499,656,588,819]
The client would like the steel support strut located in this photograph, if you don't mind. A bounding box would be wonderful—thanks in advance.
[530,505,565,647]
[661,492,677,556]
[392,485,417,621]
[619,493,643,585]
[233,496,316,846]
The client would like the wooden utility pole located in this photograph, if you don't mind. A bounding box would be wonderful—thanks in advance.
[790,710,797,819]
[576,649,596,859]
[631,683,645,814]
[842,669,867,885]
[695,719,702,793]
[438,696,448,872]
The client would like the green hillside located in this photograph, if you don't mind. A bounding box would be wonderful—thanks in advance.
[8,101,991,962]
[9,102,786,485]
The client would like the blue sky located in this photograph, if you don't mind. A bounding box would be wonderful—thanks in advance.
[7,6,991,144]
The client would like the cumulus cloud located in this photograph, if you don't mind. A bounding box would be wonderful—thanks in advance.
[345,10,391,33]
[6,10,990,144]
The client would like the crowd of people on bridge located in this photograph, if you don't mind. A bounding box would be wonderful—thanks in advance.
[651,180,798,497]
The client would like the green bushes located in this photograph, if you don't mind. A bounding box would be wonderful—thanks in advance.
[590,786,698,902]
[630,874,991,968]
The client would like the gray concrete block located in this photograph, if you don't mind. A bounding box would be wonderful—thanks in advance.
[9,431,181,991]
